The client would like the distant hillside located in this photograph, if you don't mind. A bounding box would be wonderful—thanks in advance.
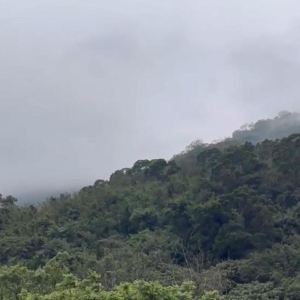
[231,110,300,144]
[173,111,300,171]
[14,111,300,204]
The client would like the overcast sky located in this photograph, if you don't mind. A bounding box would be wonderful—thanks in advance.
[1,0,300,200]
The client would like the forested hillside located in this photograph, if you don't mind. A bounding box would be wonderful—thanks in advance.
[1,112,300,299]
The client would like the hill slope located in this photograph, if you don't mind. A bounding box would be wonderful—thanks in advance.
[173,110,300,172]
[1,111,300,299]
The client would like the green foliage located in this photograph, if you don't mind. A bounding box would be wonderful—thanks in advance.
[229,282,283,300]
[0,260,223,300]
[19,280,215,300]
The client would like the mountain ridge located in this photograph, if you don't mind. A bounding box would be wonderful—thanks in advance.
[15,111,300,204]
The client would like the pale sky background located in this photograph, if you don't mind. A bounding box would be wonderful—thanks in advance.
[1,0,300,201]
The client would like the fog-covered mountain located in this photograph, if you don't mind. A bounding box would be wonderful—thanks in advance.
[13,111,300,204]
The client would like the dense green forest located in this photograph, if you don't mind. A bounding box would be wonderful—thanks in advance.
[1,111,300,299]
